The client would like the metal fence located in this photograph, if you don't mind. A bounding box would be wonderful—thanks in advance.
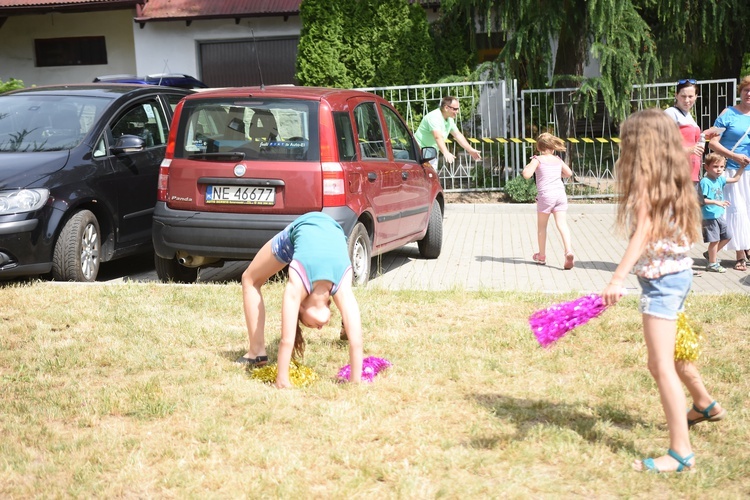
[359,80,520,191]
[360,78,738,198]
[522,78,737,198]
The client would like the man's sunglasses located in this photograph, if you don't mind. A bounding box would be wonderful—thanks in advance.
[678,79,697,85]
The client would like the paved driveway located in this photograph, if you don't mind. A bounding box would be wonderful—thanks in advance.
[109,204,750,294]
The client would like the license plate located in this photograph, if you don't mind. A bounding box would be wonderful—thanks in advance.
[205,185,275,205]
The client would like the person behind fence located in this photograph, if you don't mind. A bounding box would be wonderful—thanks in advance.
[602,108,725,473]
[238,211,363,388]
[521,132,575,269]
[664,79,705,185]
[707,75,750,272]
[700,153,744,273]
[414,96,482,168]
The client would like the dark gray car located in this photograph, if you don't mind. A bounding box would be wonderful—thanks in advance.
[0,84,191,281]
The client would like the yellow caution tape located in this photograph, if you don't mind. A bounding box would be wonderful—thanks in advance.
[434,136,619,145]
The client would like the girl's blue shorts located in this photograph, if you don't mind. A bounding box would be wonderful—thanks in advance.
[637,269,692,320]
[271,224,294,264]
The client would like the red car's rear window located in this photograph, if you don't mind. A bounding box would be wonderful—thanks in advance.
[173,98,320,162]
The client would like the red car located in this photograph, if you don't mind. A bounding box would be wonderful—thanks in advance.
[152,86,443,284]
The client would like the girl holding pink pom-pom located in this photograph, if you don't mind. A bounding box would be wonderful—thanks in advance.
[602,109,724,473]
[522,132,575,269]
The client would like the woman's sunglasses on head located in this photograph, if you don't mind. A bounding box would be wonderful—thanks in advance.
[678,79,697,85]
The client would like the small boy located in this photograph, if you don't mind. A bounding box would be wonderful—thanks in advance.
[700,153,744,272]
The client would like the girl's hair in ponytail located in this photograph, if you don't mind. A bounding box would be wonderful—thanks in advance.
[536,132,566,153]
[293,322,306,360]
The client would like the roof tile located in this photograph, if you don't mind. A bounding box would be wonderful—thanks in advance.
[136,0,302,21]
[0,0,135,6]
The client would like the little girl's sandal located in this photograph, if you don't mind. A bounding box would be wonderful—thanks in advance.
[688,401,727,428]
[532,253,546,265]
[637,449,695,473]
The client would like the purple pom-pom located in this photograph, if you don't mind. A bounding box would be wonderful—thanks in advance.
[337,356,391,382]
[529,293,608,347]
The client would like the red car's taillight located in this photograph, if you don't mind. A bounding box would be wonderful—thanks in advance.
[322,162,345,207]
[319,101,337,163]
[157,159,171,202]
[165,99,184,160]
[158,100,184,202]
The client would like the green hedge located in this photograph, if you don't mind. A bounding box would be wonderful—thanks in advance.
[503,175,537,203]
[0,78,24,94]
[296,0,472,88]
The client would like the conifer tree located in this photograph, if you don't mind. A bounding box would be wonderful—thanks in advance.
[296,0,352,88]
[442,0,750,119]
[442,0,657,121]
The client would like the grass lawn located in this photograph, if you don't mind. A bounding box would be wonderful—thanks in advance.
[1,281,749,497]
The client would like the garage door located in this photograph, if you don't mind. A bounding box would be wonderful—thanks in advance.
[199,37,298,87]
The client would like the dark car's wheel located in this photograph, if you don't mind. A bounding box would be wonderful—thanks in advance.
[418,200,443,259]
[348,222,371,286]
[154,255,199,283]
[52,210,101,282]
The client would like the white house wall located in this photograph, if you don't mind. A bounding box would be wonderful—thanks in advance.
[0,10,137,87]
[132,17,302,80]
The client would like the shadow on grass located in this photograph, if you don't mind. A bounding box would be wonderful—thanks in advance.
[221,333,348,367]
[221,338,281,365]
[471,393,645,455]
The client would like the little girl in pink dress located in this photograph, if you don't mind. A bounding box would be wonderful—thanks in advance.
[522,133,575,269]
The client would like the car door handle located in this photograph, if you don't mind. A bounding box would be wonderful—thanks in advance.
[402,171,409,180]
[367,172,377,182]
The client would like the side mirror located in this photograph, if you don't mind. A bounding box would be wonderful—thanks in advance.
[111,134,145,154]
[421,146,438,163]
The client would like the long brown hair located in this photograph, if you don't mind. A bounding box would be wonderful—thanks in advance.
[293,322,306,361]
[614,108,701,243]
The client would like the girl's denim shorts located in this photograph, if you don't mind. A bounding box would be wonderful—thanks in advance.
[271,224,294,264]
[637,269,692,320]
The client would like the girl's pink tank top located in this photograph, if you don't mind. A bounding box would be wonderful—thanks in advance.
[534,155,565,194]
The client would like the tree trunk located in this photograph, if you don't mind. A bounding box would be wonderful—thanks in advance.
[552,0,588,142]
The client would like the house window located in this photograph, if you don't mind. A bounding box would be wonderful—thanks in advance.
[34,37,107,67]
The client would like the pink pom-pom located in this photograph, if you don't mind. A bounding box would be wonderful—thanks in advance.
[529,293,608,347]
[337,356,391,382]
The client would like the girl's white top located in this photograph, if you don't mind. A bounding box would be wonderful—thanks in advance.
[632,232,693,279]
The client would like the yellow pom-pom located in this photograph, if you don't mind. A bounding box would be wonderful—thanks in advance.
[674,312,702,362]
[249,362,318,387]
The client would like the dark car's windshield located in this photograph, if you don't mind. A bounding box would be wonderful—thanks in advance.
[175,99,319,161]
[0,95,109,152]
